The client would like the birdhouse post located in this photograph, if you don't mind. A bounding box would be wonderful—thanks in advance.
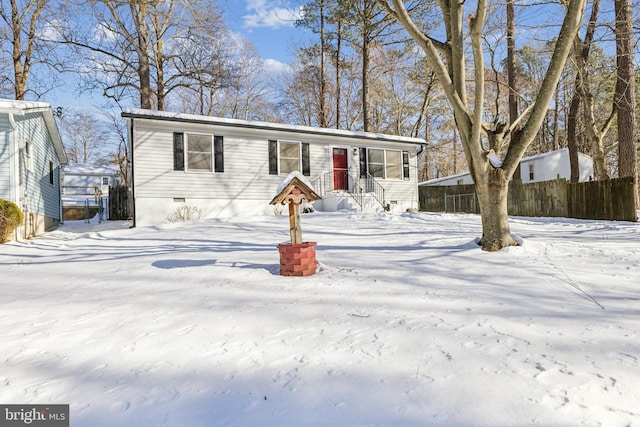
[270,174,321,276]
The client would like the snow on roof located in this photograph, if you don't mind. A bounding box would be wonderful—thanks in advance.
[64,163,119,175]
[0,98,67,165]
[276,171,315,195]
[122,108,425,145]
[520,148,568,162]
[419,149,592,185]
[419,171,471,186]
[0,98,51,113]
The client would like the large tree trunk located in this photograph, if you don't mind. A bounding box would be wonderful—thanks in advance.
[9,0,45,101]
[130,2,153,109]
[382,0,585,251]
[335,20,342,129]
[361,31,370,132]
[319,0,327,127]
[614,0,637,183]
[568,0,612,181]
[506,0,517,126]
[567,92,581,182]
[476,170,517,251]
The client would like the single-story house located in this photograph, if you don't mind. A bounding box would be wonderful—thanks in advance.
[62,162,120,196]
[122,109,425,226]
[0,98,67,240]
[420,148,594,186]
[61,163,121,221]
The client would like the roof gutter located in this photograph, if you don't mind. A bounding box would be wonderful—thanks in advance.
[121,110,426,146]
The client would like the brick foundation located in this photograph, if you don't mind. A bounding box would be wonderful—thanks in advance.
[278,242,317,277]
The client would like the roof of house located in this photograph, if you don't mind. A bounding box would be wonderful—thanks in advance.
[122,108,426,146]
[64,163,119,175]
[0,98,67,165]
[419,148,593,186]
[419,171,471,186]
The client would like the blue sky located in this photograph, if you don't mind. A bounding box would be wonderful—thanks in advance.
[46,0,312,112]
[219,0,312,72]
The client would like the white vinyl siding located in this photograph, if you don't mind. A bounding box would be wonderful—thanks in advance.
[128,113,421,223]
[0,115,11,200]
[134,121,302,200]
[13,112,63,221]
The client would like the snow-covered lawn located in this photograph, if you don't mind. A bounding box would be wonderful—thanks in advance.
[1,212,639,426]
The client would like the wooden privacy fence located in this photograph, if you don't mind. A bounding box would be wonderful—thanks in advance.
[108,186,132,220]
[419,177,638,222]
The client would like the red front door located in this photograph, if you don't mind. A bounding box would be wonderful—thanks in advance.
[333,148,348,190]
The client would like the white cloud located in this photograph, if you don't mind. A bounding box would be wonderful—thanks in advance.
[243,0,303,29]
[263,58,291,75]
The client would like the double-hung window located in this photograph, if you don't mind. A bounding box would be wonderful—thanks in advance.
[268,140,311,176]
[187,134,212,171]
[360,148,409,180]
[173,132,223,173]
[279,141,300,174]
[367,149,385,178]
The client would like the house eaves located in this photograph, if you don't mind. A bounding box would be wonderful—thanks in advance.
[0,98,67,166]
[121,108,426,146]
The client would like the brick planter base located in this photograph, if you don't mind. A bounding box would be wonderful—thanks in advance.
[278,242,317,276]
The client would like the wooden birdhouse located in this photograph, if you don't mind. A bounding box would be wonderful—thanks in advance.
[271,174,321,276]
[270,175,321,245]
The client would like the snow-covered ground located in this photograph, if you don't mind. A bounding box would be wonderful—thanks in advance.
[1,212,639,426]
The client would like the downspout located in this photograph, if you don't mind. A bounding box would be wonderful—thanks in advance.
[128,117,136,228]
[58,164,64,225]
[7,113,22,240]
[7,113,17,203]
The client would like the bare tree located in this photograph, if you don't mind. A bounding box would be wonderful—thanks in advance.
[103,109,130,186]
[379,0,586,251]
[53,0,233,112]
[614,0,637,189]
[567,0,615,181]
[0,0,47,100]
[341,0,425,132]
[57,109,108,164]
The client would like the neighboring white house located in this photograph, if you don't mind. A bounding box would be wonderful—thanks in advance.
[122,109,425,226]
[62,163,119,199]
[420,148,594,186]
[61,163,120,220]
[0,98,67,240]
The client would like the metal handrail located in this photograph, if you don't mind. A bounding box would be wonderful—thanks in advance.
[362,172,386,208]
[312,171,386,209]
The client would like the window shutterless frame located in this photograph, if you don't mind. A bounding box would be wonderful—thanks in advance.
[268,140,310,176]
[363,148,408,180]
[173,132,223,173]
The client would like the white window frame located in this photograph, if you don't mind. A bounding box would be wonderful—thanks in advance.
[366,148,403,180]
[278,140,302,175]
[367,148,385,178]
[385,149,403,180]
[186,133,213,172]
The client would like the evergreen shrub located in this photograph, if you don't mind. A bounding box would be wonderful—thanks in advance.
[0,200,24,243]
